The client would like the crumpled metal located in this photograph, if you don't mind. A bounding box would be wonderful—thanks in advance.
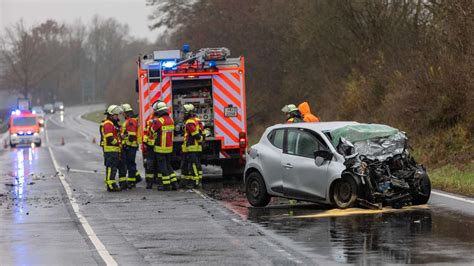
[353,132,407,161]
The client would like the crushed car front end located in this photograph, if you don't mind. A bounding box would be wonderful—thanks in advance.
[331,124,431,209]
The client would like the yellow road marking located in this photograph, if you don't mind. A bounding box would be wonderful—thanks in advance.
[295,204,430,218]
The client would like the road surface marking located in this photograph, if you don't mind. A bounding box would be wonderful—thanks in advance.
[294,204,429,218]
[432,190,474,204]
[45,117,118,266]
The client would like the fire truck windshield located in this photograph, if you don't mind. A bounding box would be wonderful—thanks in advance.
[13,117,36,126]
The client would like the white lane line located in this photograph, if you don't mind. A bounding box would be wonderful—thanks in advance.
[432,190,474,204]
[45,117,118,266]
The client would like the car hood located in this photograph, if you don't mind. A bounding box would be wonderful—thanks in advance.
[331,124,406,161]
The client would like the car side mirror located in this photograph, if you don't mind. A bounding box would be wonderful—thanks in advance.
[314,150,333,161]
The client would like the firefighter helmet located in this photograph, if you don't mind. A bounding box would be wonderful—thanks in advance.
[183,104,195,113]
[153,101,168,112]
[121,103,133,112]
[106,105,122,115]
[281,104,298,114]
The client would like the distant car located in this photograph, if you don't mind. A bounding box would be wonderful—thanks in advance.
[54,101,64,112]
[44,103,55,114]
[9,110,41,147]
[244,122,431,209]
[31,106,45,126]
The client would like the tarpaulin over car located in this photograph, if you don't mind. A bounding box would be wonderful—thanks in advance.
[331,124,399,147]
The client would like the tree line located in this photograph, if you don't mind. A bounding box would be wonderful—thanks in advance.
[149,0,473,166]
[0,16,150,107]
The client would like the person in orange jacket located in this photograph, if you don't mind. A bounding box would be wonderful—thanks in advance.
[298,102,320,122]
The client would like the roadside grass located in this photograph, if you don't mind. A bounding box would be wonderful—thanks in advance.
[82,110,104,124]
[430,163,474,197]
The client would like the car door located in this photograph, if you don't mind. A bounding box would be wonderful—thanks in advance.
[260,128,286,195]
[281,128,331,201]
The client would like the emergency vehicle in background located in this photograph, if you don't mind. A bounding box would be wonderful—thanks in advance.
[136,45,247,176]
[9,110,41,147]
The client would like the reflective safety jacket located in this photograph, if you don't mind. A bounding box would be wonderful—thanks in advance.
[182,116,203,153]
[151,114,175,153]
[287,116,304,123]
[100,118,121,152]
[121,117,141,147]
[143,119,154,146]
[298,102,320,122]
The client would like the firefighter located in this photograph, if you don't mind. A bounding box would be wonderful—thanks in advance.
[143,115,158,189]
[100,105,123,192]
[180,104,204,189]
[281,104,304,123]
[150,102,178,190]
[120,103,142,189]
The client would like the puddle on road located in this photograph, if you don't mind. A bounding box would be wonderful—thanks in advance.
[202,177,474,264]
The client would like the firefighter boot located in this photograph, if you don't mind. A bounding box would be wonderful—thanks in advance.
[171,181,179,191]
[108,184,121,192]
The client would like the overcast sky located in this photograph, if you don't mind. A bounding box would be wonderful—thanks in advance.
[0,0,160,41]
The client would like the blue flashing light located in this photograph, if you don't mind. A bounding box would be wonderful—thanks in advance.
[161,60,176,69]
[32,110,36,114]
[12,110,21,116]
[182,44,190,53]
[208,61,217,68]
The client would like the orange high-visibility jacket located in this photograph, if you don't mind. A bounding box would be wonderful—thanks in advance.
[298,102,320,122]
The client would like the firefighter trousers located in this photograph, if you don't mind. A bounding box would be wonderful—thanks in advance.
[124,146,141,185]
[165,153,178,186]
[104,152,119,191]
[181,152,202,187]
[145,145,159,187]
[155,152,171,188]
[118,151,127,189]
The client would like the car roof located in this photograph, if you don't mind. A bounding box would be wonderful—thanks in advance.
[267,121,360,133]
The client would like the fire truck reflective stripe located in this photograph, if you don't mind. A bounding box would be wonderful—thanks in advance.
[214,99,244,129]
[230,72,240,82]
[213,79,241,109]
[149,83,160,102]
[219,73,241,95]
[219,151,231,159]
[214,119,239,143]
[213,76,242,105]
[213,93,243,123]
[214,107,242,134]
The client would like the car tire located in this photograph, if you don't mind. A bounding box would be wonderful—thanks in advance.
[10,142,16,148]
[246,171,271,207]
[35,141,42,147]
[412,173,431,205]
[332,177,358,209]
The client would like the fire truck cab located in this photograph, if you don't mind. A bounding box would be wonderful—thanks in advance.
[137,46,247,177]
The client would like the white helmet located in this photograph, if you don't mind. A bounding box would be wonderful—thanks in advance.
[153,101,168,112]
[183,104,195,113]
[121,103,133,112]
[106,105,122,115]
[281,104,298,113]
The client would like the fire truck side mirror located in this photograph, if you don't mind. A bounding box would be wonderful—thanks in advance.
[135,79,139,93]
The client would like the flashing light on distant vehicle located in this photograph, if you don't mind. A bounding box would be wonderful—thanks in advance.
[11,110,21,116]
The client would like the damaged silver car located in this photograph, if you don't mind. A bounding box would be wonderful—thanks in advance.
[244,122,431,209]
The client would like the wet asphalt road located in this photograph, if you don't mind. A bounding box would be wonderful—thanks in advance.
[1,105,474,265]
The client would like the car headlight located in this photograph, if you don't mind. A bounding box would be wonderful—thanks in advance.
[33,132,39,136]
[11,133,18,137]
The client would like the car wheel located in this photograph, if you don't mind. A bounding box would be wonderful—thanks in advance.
[246,171,271,207]
[35,141,42,147]
[412,173,431,205]
[332,177,358,209]
[10,142,16,148]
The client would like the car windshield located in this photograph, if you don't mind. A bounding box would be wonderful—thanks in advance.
[13,117,36,126]
[44,104,53,109]
[54,102,63,106]
[32,107,43,113]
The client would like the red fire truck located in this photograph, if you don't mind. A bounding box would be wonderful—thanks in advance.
[136,46,247,176]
